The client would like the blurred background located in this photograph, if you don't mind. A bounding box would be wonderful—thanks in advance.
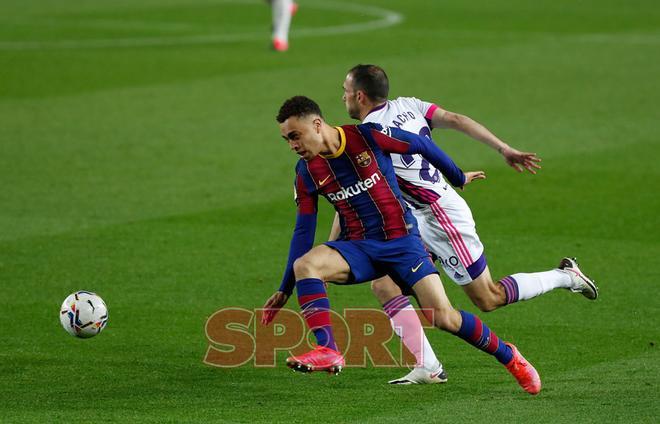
[1,0,658,422]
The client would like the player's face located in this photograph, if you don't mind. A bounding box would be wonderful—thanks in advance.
[280,115,323,161]
[342,75,361,120]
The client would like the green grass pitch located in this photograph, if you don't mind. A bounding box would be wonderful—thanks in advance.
[1,0,659,422]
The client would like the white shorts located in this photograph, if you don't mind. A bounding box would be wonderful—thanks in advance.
[412,187,486,285]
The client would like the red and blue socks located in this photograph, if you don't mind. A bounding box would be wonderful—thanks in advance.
[454,310,513,365]
[296,278,337,351]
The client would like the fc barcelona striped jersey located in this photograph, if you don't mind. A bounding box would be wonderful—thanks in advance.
[278,122,465,294]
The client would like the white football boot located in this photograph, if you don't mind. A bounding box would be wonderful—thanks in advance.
[388,362,447,385]
[559,257,599,300]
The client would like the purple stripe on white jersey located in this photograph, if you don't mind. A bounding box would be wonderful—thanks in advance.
[396,176,441,205]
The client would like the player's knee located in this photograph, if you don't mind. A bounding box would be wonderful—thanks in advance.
[471,296,498,313]
[467,279,504,312]
[370,280,402,303]
[430,308,460,332]
[292,256,317,278]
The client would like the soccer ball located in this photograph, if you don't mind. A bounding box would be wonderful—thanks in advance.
[59,291,108,338]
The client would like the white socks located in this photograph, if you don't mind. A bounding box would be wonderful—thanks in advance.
[385,298,440,370]
[271,0,292,43]
[500,270,572,303]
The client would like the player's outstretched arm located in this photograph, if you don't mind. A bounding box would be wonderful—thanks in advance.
[267,170,319,324]
[500,146,542,174]
[276,211,317,296]
[263,211,316,325]
[429,107,541,174]
[363,123,466,188]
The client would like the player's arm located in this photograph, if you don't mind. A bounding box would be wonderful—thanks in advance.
[262,174,318,325]
[363,123,482,188]
[429,106,541,174]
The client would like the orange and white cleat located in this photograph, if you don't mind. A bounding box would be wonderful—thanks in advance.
[272,38,289,52]
[286,345,345,375]
[504,343,541,395]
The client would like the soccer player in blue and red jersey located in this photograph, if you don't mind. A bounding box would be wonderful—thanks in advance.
[261,96,541,395]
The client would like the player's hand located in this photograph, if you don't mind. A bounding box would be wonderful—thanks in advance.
[261,291,290,325]
[501,146,542,174]
[461,171,486,189]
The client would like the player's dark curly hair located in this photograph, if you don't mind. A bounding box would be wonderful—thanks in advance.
[276,96,324,123]
[347,64,389,102]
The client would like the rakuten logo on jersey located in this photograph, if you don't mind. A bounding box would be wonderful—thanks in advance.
[328,172,381,202]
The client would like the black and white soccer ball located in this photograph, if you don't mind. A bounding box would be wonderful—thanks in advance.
[59,291,108,338]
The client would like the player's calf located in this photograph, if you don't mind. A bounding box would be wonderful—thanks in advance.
[462,270,507,312]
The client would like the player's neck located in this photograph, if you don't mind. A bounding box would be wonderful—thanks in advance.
[360,101,386,121]
[320,123,342,156]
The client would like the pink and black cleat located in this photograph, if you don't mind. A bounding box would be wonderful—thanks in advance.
[286,345,345,375]
[504,343,541,395]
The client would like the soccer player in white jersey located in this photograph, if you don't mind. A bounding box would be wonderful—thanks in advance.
[269,0,298,51]
[337,64,599,385]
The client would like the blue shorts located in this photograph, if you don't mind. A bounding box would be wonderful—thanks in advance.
[325,234,438,289]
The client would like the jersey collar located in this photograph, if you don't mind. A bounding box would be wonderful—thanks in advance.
[364,102,388,119]
[321,127,347,159]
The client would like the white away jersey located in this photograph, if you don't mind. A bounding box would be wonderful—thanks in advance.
[362,97,449,208]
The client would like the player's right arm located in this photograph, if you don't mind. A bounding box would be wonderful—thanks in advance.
[262,168,319,325]
[426,103,541,174]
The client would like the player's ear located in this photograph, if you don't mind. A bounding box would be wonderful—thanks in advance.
[357,90,368,105]
[313,117,322,133]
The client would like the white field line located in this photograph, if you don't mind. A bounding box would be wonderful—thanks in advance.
[0,0,403,51]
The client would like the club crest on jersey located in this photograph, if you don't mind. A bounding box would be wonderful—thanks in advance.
[355,151,372,167]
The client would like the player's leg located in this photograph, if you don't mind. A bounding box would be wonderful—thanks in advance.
[291,244,352,351]
[419,197,507,312]
[488,258,599,305]
[371,276,446,384]
[463,259,598,311]
[411,274,541,395]
[286,242,376,374]
[461,266,505,312]
[270,0,293,51]
[382,235,540,394]
[429,190,597,311]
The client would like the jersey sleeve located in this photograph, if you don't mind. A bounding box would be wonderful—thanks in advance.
[360,123,466,187]
[408,97,440,128]
[278,168,318,295]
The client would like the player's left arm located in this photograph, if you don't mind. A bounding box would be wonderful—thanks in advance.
[364,123,484,188]
[429,106,541,174]
[262,173,318,325]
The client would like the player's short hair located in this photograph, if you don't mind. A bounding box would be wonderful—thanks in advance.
[347,64,389,102]
[276,96,324,123]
